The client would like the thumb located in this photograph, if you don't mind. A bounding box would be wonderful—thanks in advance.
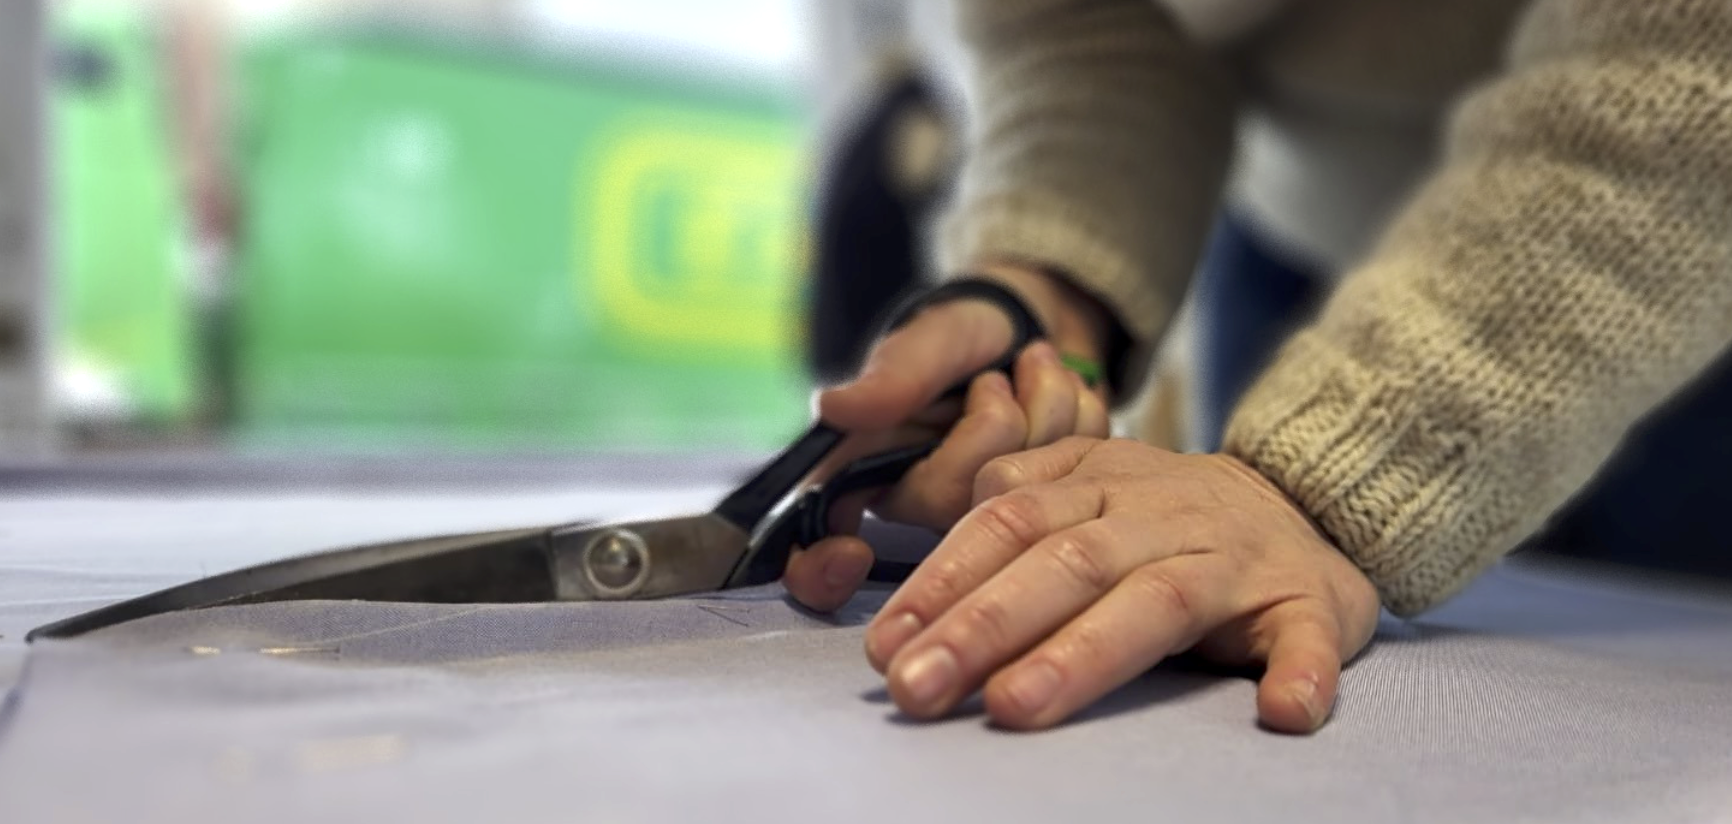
[783,535,877,613]
[818,298,1016,431]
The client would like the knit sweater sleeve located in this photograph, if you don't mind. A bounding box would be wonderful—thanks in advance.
[1223,0,1732,615]
[937,0,1239,395]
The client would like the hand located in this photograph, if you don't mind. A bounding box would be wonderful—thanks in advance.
[784,264,1116,611]
[861,437,1381,733]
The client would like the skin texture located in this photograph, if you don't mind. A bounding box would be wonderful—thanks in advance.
[784,264,1381,733]
[865,438,1379,732]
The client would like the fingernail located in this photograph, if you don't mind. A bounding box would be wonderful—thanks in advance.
[1288,678,1325,729]
[822,553,869,589]
[866,612,923,663]
[1003,661,1062,714]
[896,645,959,707]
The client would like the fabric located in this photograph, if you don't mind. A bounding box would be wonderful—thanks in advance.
[4,484,1732,823]
[937,0,1732,615]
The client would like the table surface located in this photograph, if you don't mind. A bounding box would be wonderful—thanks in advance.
[2,463,1730,824]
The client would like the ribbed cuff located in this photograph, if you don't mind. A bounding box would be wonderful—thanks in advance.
[1221,333,1498,616]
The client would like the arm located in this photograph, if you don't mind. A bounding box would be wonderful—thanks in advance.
[938,0,1242,396]
[794,0,1251,610]
[163,0,234,244]
[1224,0,1732,615]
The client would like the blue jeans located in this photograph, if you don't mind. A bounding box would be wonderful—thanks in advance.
[1193,214,1732,579]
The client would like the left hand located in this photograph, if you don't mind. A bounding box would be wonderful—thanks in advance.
[862,437,1381,733]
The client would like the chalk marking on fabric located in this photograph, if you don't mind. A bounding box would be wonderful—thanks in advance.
[697,604,751,627]
[258,646,340,657]
[294,734,407,775]
[298,604,497,645]
[743,630,794,642]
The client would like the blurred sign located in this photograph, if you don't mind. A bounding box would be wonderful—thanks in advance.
[587,123,803,353]
[229,31,814,451]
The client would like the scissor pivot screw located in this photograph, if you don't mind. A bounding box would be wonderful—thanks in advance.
[583,528,650,597]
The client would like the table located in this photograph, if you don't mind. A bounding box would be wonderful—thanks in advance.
[2,462,1729,823]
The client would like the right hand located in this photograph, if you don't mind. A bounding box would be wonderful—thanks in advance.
[783,263,1118,611]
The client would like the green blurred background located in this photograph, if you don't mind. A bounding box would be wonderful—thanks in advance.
[52,1,816,454]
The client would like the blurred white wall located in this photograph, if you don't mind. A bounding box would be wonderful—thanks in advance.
[0,0,55,456]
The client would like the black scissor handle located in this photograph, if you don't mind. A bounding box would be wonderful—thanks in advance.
[787,440,939,548]
[715,277,1046,535]
[882,277,1049,400]
[721,278,1046,587]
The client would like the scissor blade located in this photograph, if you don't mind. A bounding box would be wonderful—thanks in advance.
[27,525,559,641]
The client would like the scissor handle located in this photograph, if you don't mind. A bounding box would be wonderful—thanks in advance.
[887,277,1049,401]
[720,278,1046,587]
[715,277,1045,533]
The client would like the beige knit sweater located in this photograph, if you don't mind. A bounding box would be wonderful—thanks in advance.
[938,0,1732,615]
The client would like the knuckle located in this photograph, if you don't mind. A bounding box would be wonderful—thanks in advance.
[1125,565,1195,619]
[971,391,1027,434]
[953,598,1015,650]
[973,453,1031,500]
[918,557,973,604]
[1034,360,1074,394]
[1042,525,1119,593]
[1054,621,1117,674]
[971,491,1047,546]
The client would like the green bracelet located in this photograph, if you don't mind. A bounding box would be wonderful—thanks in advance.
[1059,352,1104,388]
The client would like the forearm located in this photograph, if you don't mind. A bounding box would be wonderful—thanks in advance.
[1224,0,1732,615]
[940,0,1239,397]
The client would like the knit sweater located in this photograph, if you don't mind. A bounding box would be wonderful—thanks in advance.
[937,0,1732,615]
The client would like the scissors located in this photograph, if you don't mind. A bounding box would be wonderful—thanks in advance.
[28,279,1048,641]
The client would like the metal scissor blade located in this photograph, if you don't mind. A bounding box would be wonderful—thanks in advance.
[28,513,759,642]
[545,514,750,601]
[26,525,560,641]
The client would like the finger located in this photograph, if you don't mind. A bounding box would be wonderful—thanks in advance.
[864,477,1104,673]
[802,390,962,490]
[871,371,1027,530]
[804,418,939,489]
[1072,371,1112,439]
[826,491,870,537]
[783,534,877,614]
[884,513,1155,719]
[1253,604,1345,734]
[971,436,1100,506]
[982,553,1232,730]
[818,300,1014,431]
[1014,343,1079,449]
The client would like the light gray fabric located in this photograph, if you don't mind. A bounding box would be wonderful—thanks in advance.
[3,488,1732,823]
